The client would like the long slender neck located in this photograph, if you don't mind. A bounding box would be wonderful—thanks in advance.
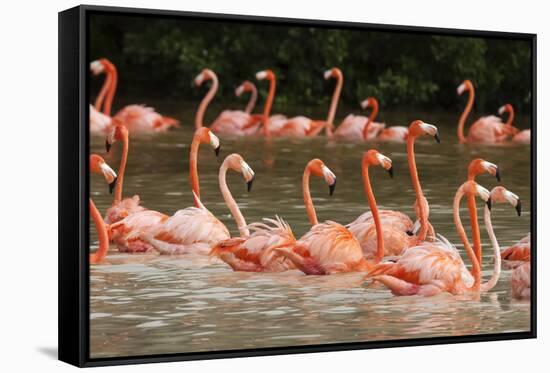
[505,107,515,127]
[219,163,249,237]
[362,163,384,262]
[189,135,202,207]
[89,198,110,264]
[104,66,118,116]
[453,188,481,290]
[458,88,474,143]
[480,205,501,292]
[407,135,428,241]
[262,78,276,137]
[244,86,257,114]
[325,74,343,137]
[302,168,317,225]
[467,193,482,267]
[195,76,218,129]
[114,134,128,204]
[362,101,379,140]
[94,73,112,112]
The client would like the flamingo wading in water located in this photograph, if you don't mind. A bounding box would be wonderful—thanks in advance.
[90,58,179,134]
[498,103,531,144]
[89,154,117,264]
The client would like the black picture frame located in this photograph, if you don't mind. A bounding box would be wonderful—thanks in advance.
[58,4,537,368]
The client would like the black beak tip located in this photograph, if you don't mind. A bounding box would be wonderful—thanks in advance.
[434,131,441,144]
[247,176,254,192]
[388,166,394,178]
[329,181,336,196]
[105,140,112,153]
[109,176,117,194]
[516,200,522,217]
[486,198,492,211]
[495,167,501,182]
[214,146,221,159]
[406,230,414,236]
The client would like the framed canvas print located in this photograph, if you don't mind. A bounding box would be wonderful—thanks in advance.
[58,4,536,367]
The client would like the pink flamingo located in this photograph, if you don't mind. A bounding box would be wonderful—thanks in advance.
[109,127,221,253]
[333,96,385,141]
[501,233,530,267]
[512,263,531,299]
[274,153,393,275]
[362,98,409,142]
[103,124,146,224]
[498,103,531,144]
[136,153,254,255]
[367,181,517,296]
[195,69,263,136]
[255,69,340,137]
[347,120,439,258]
[89,154,117,264]
[456,80,515,144]
[90,58,179,133]
[210,157,341,272]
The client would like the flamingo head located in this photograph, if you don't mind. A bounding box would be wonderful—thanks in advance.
[224,154,255,192]
[457,80,473,95]
[90,60,105,75]
[194,69,216,87]
[307,159,337,196]
[255,69,274,81]
[194,127,220,158]
[235,81,254,97]
[468,158,500,182]
[360,97,378,110]
[323,67,342,80]
[498,103,513,116]
[105,124,128,153]
[490,186,521,216]
[364,150,393,178]
[90,154,117,194]
[408,120,440,143]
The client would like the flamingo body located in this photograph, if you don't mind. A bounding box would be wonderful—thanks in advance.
[90,105,112,135]
[512,130,531,144]
[210,110,261,136]
[378,126,409,142]
[110,210,168,253]
[104,195,146,225]
[466,116,511,143]
[113,104,179,133]
[333,115,384,140]
[272,116,325,137]
[511,263,531,299]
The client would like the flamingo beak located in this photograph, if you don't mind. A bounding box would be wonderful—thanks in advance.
[515,199,522,216]
[105,140,112,153]
[434,131,441,144]
[109,176,117,194]
[486,198,492,211]
[495,167,501,182]
[214,145,221,159]
[247,175,254,192]
[387,166,394,178]
[329,180,336,196]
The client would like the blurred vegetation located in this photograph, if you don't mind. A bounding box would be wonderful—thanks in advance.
[90,14,532,113]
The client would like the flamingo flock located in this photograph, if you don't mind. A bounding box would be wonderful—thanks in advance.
[88,61,532,301]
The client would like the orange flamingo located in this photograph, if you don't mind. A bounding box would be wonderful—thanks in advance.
[501,234,530,269]
[333,96,384,140]
[456,80,515,144]
[136,153,253,255]
[255,69,340,137]
[274,152,393,275]
[347,120,439,257]
[90,59,179,133]
[103,124,146,224]
[499,103,531,144]
[367,181,495,296]
[210,158,340,272]
[195,69,262,136]
[89,154,117,264]
[109,127,220,253]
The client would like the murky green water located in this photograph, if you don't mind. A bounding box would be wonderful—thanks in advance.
[89,102,531,358]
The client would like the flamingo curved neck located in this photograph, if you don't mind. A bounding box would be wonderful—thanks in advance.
[195,76,219,129]
[362,101,379,140]
[104,65,118,117]
[458,88,474,143]
[189,135,203,207]
[407,135,428,241]
[362,163,384,262]
[219,163,249,237]
[505,107,515,127]
[95,73,112,112]
[480,205,501,292]
[89,198,110,264]
[262,78,276,137]
[302,168,318,226]
[326,74,343,137]
[467,194,482,267]
[244,86,258,114]
[453,188,481,290]
[114,134,128,204]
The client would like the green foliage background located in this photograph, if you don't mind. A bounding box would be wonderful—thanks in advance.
[90,14,532,113]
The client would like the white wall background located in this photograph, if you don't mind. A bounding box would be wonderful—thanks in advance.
[0,0,546,371]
